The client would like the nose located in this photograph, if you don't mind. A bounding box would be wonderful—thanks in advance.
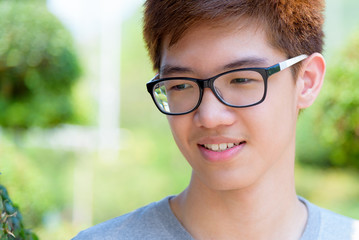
[193,88,236,129]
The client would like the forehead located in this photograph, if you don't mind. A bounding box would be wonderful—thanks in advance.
[160,20,284,76]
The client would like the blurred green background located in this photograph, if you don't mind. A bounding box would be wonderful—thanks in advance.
[0,0,359,239]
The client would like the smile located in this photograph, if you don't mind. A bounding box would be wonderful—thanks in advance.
[202,142,245,152]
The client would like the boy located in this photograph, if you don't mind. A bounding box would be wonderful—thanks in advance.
[74,0,359,239]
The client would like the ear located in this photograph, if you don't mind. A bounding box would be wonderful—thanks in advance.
[296,53,326,109]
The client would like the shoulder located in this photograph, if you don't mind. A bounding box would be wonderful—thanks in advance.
[72,202,157,240]
[72,196,192,240]
[300,197,359,240]
[318,206,359,239]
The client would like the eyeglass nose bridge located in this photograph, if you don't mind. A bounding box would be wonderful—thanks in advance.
[195,75,225,106]
[196,76,215,88]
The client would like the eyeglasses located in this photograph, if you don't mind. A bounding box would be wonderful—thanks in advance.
[146,54,308,115]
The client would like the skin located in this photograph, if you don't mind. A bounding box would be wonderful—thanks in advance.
[160,20,325,240]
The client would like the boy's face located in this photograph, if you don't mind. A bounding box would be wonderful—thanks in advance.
[160,21,303,191]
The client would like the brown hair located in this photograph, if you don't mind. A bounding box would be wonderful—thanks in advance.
[143,0,325,74]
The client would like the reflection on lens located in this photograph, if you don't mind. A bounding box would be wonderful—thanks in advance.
[153,80,200,114]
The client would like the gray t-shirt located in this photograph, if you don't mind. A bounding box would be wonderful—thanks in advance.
[73,196,359,240]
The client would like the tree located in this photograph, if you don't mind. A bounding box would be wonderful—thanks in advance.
[0,185,38,240]
[0,1,81,129]
[311,33,359,169]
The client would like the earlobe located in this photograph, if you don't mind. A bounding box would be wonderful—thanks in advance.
[297,53,326,109]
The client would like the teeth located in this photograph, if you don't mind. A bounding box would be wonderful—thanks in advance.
[219,143,227,151]
[203,143,239,152]
[212,144,219,151]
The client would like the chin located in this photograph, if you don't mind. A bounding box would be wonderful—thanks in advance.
[196,171,260,192]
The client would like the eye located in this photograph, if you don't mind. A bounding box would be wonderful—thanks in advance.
[170,83,193,91]
[230,78,253,84]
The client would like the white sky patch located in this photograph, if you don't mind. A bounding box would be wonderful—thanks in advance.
[47,0,144,41]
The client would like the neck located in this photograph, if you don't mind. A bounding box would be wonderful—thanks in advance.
[170,146,307,240]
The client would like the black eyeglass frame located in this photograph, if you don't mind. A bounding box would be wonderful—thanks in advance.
[146,54,308,115]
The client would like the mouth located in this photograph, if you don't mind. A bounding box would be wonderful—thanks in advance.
[200,141,246,152]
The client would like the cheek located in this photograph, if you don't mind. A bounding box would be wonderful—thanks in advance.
[266,74,298,122]
[167,116,180,141]
[167,115,193,154]
[246,80,298,152]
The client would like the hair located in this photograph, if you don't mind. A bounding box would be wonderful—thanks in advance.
[143,0,325,76]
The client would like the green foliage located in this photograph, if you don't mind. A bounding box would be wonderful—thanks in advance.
[310,33,359,169]
[0,1,81,129]
[0,136,75,229]
[295,164,359,219]
[0,185,39,240]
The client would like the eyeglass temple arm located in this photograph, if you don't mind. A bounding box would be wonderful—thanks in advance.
[279,54,308,71]
[267,54,308,77]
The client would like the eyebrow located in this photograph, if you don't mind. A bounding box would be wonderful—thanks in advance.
[159,57,270,77]
[222,57,270,70]
[159,65,194,76]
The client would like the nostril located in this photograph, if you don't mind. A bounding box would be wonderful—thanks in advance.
[193,101,236,129]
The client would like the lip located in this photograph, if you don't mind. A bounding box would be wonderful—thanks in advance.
[197,137,246,162]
